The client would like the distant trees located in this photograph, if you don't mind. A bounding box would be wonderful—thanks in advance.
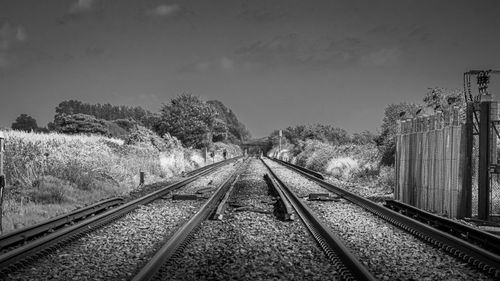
[155,94,225,148]
[207,100,251,142]
[53,113,111,136]
[11,114,39,132]
[54,100,156,128]
[270,124,350,147]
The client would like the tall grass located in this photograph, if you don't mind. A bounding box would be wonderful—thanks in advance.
[269,139,395,191]
[0,130,240,233]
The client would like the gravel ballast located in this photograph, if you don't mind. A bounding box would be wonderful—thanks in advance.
[156,159,339,281]
[264,159,495,281]
[4,162,240,281]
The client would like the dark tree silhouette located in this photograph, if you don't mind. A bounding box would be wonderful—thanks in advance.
[11,114,39,132]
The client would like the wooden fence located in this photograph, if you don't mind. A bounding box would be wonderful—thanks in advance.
[395,107,470,218]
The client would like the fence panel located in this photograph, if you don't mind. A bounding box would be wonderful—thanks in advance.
[395,107,468,218]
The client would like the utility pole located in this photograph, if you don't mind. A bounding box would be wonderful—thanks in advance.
[0,132,5,234]
[278,130,282,160]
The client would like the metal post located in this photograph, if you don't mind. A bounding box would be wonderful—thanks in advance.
[461,103,474,218]
[0,132,5,234]
[478,101,491,220]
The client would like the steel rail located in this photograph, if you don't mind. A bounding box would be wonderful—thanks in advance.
[184,157,237,177]
[270,157,500,277]
[274,159,325,179]
[0,156,241,275]
[212,174,240,220]
[261,159,376,281]
[385,199,500,255]
[0,197,124,251]
[132,159,246,281]
[263,173,294,221]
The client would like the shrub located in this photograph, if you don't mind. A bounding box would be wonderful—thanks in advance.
[53,113,110,136]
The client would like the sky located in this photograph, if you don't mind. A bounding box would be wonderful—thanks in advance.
[1,0,500,138]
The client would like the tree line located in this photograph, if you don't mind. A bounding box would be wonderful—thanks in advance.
[10,94,252,149]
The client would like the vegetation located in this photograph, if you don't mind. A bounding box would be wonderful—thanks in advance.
[207,100,251,142]
[0,129,240,232]
[52,100,157,128]
[375,102,422,166]
[11,114,39,132]
[52,113,113,136]
[155,94,226,148]
[266,87,464,195]
[268,124,351,148]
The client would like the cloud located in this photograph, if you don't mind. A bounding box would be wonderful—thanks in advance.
[359,47,404,67]
[0,22,27,69]
[235,33,408,70]
[148,4,180,17]
[57,0,102,24]
[368,24,433,45]
[69,0,96,14]
[240,2,286,22]
[180,57,236,73]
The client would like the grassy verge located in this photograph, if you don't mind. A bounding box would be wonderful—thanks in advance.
[269,139,395,197]
[0,130,241,233]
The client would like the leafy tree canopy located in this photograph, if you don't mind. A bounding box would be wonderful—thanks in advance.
[11,114,39,132]
[156,94,222,148]
[54,100,156,128]
[53,113,111,136]
[423,87,464,113]
[270,124,350,146]
[207,100,251,142]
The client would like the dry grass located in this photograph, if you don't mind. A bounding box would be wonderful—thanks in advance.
[0,130,240,233]
[269,139,395,192]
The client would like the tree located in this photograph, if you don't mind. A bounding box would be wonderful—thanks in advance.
[377,102,422,166]
[54,100,155,129]
[351,130,376,145]
[11,114,39,132]
[207,100,251,142]
[423,87,464,113]
[156,94,220,148]
[53,113,110,136]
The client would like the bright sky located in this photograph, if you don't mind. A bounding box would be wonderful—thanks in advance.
[1,0,499,137]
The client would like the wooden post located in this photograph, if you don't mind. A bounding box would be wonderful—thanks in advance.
[0,131,5,234]
[139,171,145,186]
[478,101,492,220]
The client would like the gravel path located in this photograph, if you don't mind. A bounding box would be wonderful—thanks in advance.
[263,159,495,281]
[4,162,239,281]
[156,159,339,281]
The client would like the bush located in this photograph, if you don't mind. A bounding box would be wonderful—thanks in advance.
[53,113,111,136]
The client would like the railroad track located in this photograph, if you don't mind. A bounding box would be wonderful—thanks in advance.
[132,158,375,281]
[0,156,242,278]
[269,157,500,279]
[384,199,500,257]
[0,197,124,253]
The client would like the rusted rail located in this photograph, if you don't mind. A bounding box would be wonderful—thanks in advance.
[271,157,500,277]
[0,156,241,276]
[261,159,375,281]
